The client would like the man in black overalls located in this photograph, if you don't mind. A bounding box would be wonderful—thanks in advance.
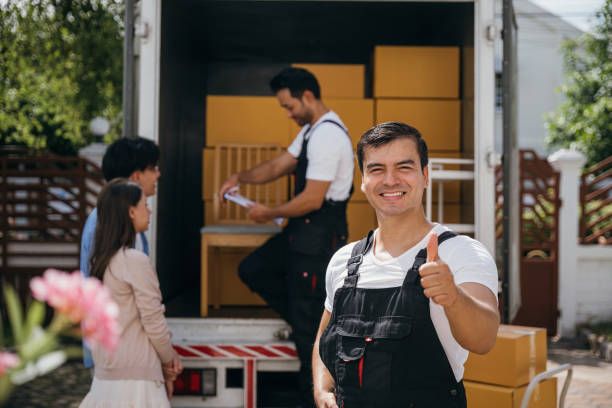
[219,68,354,407]
[312,122,500,407]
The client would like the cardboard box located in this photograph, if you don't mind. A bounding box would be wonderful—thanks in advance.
[373,46,459,98]
[430,203,462,224]
[291,63,365,99]
[347,202,377,243]
[207,247,266,307]
[289,98,374,147]
[464,378,557,408]
[464,325,547,387]
[375,99,461,152]
[351,163,366,202]
[206,95,291,147]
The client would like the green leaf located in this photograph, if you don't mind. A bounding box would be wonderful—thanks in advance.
[3,285,24,345]
[23,300,46,343]
[61,345,84,360]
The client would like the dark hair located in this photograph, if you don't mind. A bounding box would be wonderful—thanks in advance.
[356,122,428,173]
[89,178,143,280]
[269,67,321,100]
[101,137,160,182]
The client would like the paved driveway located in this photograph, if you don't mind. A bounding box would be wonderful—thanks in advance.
[547,342,612,408]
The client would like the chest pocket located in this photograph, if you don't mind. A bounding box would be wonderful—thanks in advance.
[335,315,412,395]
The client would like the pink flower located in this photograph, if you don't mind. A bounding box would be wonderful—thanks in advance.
[30,269,119,354]
[0,352,19,377]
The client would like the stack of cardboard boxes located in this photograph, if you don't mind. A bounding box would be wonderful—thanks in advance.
[373,45,464,224]
[463,325,557,408]
[201,46,470,307]
[202,64,377,307]
[290,63,377,243]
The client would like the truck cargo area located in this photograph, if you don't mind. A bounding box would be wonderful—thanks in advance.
[157,1,477,319]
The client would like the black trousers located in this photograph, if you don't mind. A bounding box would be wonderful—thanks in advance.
[238,231,329,408]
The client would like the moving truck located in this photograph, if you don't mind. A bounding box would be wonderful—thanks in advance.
[132,1,500,406]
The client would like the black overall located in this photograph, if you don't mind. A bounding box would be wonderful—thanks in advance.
[319,231,467,408]
[238,119,351,407]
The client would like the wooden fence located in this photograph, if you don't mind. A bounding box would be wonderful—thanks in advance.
[580,155,612,245]
[0,153,104,316]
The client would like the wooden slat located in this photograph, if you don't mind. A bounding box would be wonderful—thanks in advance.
[584,155,612,177]
[579,155,612,245]
[205,143,286,226]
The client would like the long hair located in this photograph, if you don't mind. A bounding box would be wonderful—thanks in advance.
[89,178,143,281]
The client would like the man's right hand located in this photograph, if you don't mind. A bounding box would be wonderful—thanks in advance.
[315,391,338,408]
[219,173,240,205]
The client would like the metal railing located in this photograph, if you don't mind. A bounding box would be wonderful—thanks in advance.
[426,157,475,234]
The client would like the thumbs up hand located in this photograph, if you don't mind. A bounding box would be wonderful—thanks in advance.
[419,232,459,307]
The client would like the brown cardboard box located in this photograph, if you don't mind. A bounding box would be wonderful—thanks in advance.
[375,99,461,151]
[347,202,377,243]
[464,325,547,387]
[206,95,291,147]
[464,378,557,408]
[351,163,365,202]
[291,63,365,99]
[430,203,461,224]
[207,247,266,307]
[289,98,374,146]
[373,46,460,98]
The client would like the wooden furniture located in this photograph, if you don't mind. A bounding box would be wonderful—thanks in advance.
[201,143,287,316]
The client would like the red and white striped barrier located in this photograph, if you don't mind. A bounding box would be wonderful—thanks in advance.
[172,343,298,408]
[172,343,298,360]
[173,344,297,360]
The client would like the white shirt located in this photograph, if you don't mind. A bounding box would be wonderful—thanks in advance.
[324,223,499,382]
[287,111,354,201]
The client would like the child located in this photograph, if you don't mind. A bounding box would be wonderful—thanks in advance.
[80,178,182,407]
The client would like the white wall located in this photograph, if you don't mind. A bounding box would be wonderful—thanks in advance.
[550,149,612,336]
[495,0,583,155]
[575,246,612,325]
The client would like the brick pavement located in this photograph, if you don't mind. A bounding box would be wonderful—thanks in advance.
[547,341,612,408]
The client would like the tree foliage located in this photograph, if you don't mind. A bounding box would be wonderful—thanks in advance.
[0,0,123,155]
[545,0,612,167]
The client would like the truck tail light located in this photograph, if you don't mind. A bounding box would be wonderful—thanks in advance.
[174,368,217,396]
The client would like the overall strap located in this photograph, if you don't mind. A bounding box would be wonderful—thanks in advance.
[405,231,458,285]
[304,119,348,140]
[299,119,353,200]
[343,230,375,288]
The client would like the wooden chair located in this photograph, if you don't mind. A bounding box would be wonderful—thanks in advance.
[201,143,287,316]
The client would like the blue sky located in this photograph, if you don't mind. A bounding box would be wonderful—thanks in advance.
[530,0,606,32]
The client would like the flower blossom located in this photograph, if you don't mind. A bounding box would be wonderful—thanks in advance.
[30,269,119,354]
[0,352,19,377]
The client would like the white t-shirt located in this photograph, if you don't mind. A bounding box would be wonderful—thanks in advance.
[324,223,498,382]
[287,111,354,202]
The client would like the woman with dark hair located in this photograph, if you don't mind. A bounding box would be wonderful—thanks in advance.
[80,178,182,408]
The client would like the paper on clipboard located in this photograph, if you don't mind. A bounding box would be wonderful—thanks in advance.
[224,187,283,226]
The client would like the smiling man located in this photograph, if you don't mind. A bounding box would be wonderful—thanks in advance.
[219,67,354,408]
[312,122,500,408]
